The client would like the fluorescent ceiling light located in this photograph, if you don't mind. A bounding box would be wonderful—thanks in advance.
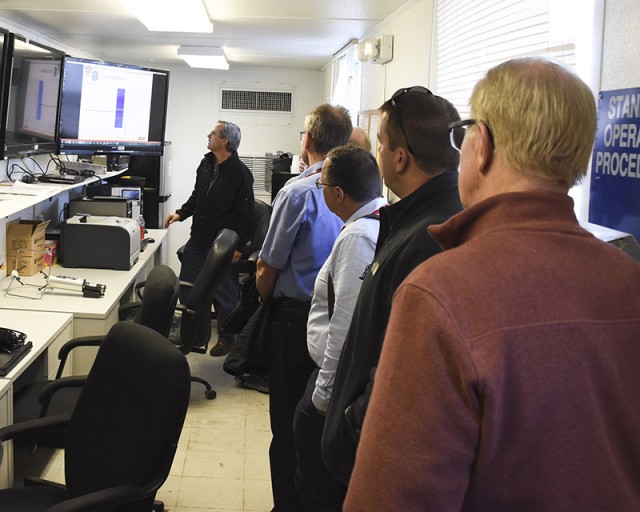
[123,0,213,33]
[178,46,229,70]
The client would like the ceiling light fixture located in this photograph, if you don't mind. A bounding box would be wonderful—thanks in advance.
[123,0,213,33]
[177,46,229,70]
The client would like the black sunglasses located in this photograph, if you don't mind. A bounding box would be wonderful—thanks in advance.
[389,86,432,155]
[448,119,495,152]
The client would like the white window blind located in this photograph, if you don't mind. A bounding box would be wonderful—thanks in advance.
[331,41,362,119]
[434,0,576,117]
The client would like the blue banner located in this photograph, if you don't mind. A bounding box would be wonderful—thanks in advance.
[589,87,640,241]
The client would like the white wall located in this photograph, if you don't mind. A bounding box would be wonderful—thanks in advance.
[161,65,323,272]
[601,0,640,90]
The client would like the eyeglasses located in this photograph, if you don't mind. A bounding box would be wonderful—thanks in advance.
[448,119,495,152]
[315,178,338,189]
[300,130,307,142]
[389,86,432,155]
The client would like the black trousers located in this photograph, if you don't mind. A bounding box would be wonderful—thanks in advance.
[269,298,314,512]
[293,369,347,512]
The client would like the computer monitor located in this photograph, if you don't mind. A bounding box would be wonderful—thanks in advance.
[0,33,64,159]
[57,56,169,156]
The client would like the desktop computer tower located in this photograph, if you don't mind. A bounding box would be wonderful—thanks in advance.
[124,141,172,228]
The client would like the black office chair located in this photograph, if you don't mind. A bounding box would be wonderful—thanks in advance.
[238,199,272,272]
[175,228,239,400]
[118,264,181,334]
[0,321,191,512]
[222,199,272,335]
[221,200,272,393]
[12,264,181,449]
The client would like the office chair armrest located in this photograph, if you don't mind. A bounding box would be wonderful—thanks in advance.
[118,301,141,321]
[0,415,70,443]
[134,279,147,300]
[178,280,194,290]
[56,335,105,379]
[238,259,257,274]
[38,376,87,411]
[46,483,142,512]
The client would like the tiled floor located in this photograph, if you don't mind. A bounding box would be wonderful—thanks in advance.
[27,351,274,512]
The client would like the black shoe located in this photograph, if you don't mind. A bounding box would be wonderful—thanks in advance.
[209,338,234,357]
[235,374,269,394]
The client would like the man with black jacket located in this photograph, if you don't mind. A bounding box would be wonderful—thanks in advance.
[322,88,463,490]
[165,120,255,356]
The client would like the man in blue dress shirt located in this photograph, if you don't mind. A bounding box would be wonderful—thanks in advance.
[256,103,352,512]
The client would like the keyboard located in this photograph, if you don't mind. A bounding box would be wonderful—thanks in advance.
[38,174,87,185]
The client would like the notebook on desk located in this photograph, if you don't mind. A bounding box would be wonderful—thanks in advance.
[0,341,33,376]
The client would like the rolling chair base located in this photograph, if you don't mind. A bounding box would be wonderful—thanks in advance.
[191,376,217,400]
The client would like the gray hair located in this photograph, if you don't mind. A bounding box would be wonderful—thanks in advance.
[218,120,241,152]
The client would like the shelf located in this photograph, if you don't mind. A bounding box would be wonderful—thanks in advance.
[0,169,127,219]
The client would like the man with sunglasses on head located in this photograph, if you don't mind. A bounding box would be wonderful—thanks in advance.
[344,59,640,511]
[322,87,463,491]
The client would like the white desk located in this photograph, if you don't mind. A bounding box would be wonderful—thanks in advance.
[0,228,167,374]
[0,310,74,487]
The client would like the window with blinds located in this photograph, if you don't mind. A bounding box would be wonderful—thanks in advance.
[434,0,576,117]
[331,41,362,118]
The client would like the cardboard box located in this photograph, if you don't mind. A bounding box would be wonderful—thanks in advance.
[6,220,51,276]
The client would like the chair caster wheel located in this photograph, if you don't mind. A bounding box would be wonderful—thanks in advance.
[205,389,217,400]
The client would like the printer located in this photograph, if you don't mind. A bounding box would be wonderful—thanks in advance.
[61,215,140,270]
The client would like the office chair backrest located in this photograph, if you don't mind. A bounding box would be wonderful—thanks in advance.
[134,264,180,337]
[242,199,272,259]
[64,322,190,502]
[183,228,239,350]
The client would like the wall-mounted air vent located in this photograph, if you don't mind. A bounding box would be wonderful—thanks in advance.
[221,89,293,113]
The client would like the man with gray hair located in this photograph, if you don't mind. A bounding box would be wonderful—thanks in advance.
[345,58,640,511]
[165,120,255,356]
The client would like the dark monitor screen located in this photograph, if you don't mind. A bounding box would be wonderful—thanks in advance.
[0,30,6,157]
[1,34,63,159]
[58,56,169,156]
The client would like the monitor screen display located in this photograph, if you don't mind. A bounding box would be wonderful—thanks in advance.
[58,56,169,156]
[1,34,63,159]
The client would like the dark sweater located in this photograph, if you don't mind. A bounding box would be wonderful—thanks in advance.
[176,151,255,249]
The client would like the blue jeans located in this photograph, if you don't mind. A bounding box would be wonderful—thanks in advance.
[178,238,240,341]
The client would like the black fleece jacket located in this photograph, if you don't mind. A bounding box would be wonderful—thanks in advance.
[176,151,255,250]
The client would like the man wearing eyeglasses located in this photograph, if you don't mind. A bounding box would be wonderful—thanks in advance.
[165,121,255,356]
[293,145,387,512]
[322,87,463,491]
[256,103,352,512]
[344,59,640,511]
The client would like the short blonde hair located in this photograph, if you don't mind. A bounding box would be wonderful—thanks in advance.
[470,58,596,187]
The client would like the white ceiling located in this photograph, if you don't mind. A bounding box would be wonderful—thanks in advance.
[0,0,415,70]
